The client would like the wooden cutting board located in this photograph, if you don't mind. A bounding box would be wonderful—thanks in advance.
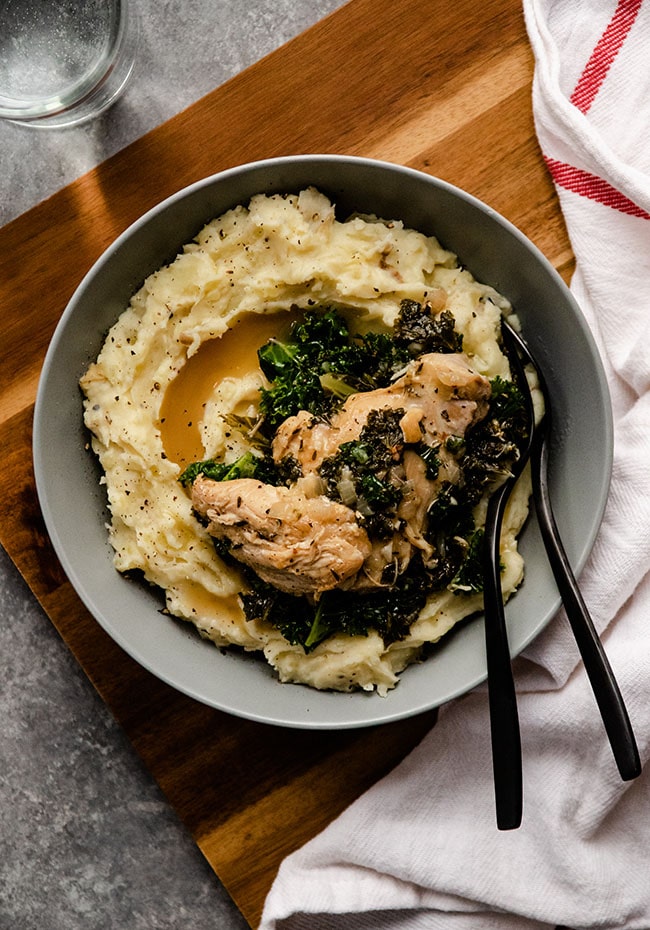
[0,0,574,925]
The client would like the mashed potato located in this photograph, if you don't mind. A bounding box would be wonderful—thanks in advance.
[80,187,531,694]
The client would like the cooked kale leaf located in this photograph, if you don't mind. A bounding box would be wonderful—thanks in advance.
[394,299,463,355]
[489,374,528,422]
[415,441,442,480]
[257,308,409,429]
[306,565,428,649]
[449,528,486,594]
[240,557,429,651]
[239,576,308,644]
[458,375,528,502]
[178,450,279,487]
[319,408,405,536]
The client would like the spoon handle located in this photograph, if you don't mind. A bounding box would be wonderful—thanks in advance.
[533,422,641,781]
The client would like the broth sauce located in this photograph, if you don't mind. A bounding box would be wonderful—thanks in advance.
[159,311,295,468]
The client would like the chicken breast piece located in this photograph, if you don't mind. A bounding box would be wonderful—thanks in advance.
[192,476,372,596]
[272,352,490,473]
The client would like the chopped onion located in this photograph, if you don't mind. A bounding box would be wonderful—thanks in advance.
[295,474,327,498]
[356,497,374,517]
[337,476,357,507]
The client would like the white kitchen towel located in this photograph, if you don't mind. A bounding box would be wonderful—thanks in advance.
[260,2,650,928]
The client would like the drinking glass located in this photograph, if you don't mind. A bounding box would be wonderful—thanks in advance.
[0,0,137,128]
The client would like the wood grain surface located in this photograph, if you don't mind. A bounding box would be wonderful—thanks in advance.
[0,0,573,925]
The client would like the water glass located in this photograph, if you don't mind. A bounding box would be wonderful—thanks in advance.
[0,0,137,128]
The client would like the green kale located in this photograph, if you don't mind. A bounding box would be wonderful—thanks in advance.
[350,330,411,388]
[394,300,463,356]
[319,408,405,535]
[414,441,442,480]
[445,435,465,456]
[488,375,528,424]
[258,359,328,429]
[178,450,279,487]
[419,372,528,593]
[459,375,528,501]
[274,453,303,485]
[288,308,353,360]
[449,529,486,595]
[257,309,355,428]
[240,578,310,646]
[306,567,428,649]
[211,536,233,561]
[256,338,299,381]
[257,308,410,429]
[421,481,477,588]
[427,481,474,540]
[241,558,429,652]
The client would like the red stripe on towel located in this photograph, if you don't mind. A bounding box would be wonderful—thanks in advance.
[570,0,643,113]
[544,157,650,220]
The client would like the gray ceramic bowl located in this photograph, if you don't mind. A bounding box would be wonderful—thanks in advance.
[33,155,612,729]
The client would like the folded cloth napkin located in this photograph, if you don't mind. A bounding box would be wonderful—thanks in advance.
[260,2,650,927]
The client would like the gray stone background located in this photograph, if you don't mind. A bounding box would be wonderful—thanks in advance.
[0,2,345,926]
